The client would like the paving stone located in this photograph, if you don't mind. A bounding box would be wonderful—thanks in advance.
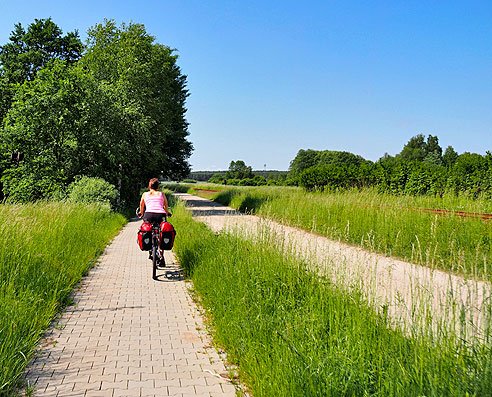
[89,374,116,383]
[113,389,135,397]
[180,377,207,387]
[84,391,110,397]
[168,385,196,395]
[154,378,181,388]
[127,379,154,390]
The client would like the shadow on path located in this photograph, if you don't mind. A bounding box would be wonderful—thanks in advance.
[66,306,144,312]
[182,198,242,217]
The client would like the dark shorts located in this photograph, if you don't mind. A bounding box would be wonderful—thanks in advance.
[143,212,166,226]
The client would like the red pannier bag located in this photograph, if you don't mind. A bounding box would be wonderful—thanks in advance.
[159,221,176,250]
[137,221,152,251]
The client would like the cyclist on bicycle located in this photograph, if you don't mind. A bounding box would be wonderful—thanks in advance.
[138,178,170,260]
[139,178,170,220]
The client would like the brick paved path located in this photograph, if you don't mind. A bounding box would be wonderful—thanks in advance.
[24,219,237,397]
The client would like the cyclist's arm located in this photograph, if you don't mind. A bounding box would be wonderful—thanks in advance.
[139,193,146,217]
[162,193,170,216]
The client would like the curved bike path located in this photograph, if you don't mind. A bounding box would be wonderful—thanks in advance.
[24,218,237,397]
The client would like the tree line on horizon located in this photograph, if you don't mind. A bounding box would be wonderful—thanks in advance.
[0,18,192,206]
[294,134,491,196]
[197,134,492,197]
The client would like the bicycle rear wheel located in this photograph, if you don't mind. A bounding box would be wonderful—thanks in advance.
[152,244,158,280]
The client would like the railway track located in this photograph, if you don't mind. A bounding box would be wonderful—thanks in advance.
[190,187,492,221]
[416,207,492,221]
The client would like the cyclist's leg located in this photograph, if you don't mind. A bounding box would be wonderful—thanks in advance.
[158,214,165,262]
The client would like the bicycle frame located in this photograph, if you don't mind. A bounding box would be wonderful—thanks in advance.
[149,214,167,280]
[151,224,161,280]
[136,207,169,280]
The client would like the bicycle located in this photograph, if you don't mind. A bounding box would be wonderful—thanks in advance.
[136,209,171,280]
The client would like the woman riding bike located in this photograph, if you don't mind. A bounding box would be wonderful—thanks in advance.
[138,178,170,262]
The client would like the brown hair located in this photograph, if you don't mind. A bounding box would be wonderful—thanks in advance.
[149,178,159,190]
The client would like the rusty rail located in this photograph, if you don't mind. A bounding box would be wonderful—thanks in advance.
[415,207,492,221]
[193,188,221,193]
[190,187,492,221]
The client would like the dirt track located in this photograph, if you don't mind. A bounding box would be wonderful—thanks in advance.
[176,193,492,342]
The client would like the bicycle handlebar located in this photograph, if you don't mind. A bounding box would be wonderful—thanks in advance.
[135,207,172,218]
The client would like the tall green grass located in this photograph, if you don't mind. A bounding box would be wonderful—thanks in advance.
[185,185,492,280]
[0,202,125,395]
[171,202,492,396]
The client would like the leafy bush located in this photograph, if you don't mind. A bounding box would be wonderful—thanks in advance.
[180,179,197,183]
[68,176,118,209]
[227,178,241,186]
[160,182,191,193]
[208,173,226,184]
[1,166,66,203]
[253,175,267,185]
[238,178,254,186]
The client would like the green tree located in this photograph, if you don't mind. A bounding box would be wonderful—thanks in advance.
[1,20,192,204]
[81,20,192,202]
[424,135,442,157]
[399,134,426,161]
[423,135,443,165]
[399,134,443,164]
[0,18,82,84]
[0,18,82,121]
[0,18,83,199]
[315,150,368,167]
[423,151,443,166]
[0,74,10,123]
[226,160,253,179]
[289,149,318,175]
[448,152,488,196]
[442,145,458,167]
[1,60,86,201]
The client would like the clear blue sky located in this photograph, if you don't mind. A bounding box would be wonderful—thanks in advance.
[1,1,492,171]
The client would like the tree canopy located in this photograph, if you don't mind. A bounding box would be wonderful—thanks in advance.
[399,134,443,165]
[0,19,192,205]
[295,135,492,197]
[0,18,82,84]
[0,18,82,124]
[289,149,370,177]
[226,160,253,179]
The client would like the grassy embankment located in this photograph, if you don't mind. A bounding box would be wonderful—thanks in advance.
[170,202,492,396]
[167,183,492,281]
[0,202,126,395]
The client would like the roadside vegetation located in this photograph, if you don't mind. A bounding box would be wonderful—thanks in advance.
[166,183,492,280]
[0,18,191,206]
[0,202,125,395]
[190,135,492,196]
[171,202,492,396]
